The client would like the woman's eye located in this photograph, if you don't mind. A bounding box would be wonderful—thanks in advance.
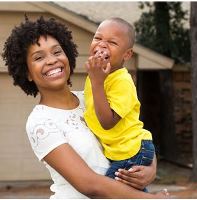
[54,49,62,55]
[54,51,61,55]
[34,56,42,61]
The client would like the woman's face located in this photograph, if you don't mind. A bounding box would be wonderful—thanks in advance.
[27,35,70,94]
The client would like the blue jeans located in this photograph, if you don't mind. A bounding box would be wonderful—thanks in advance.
[105,140,155,192]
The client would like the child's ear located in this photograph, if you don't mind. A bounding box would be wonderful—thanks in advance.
[124,48,133,61]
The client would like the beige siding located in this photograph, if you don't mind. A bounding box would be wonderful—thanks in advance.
[0,73,50,180]
[0,12,50,65]
[0,2,44,12]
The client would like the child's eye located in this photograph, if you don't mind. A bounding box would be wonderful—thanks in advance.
[109,41,117,45]
[94,36,101,41]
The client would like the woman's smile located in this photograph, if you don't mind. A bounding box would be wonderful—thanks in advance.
[43,66,65,80]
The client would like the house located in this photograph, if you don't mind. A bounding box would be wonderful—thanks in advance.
[0,1,191,181]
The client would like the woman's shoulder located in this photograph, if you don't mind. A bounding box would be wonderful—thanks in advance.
[27,105,52,120]
[26,104,59,132]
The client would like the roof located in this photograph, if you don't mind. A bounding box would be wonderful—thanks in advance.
[55,1,190,28]
[55,1,144,25]
[0,1,177,71]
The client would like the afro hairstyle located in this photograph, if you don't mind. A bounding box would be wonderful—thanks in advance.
[2,16,78,97]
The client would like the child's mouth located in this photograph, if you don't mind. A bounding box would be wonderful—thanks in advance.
[94,49,110,61]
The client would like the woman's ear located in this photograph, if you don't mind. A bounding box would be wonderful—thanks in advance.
[28,72,33,81]
[123,48,133,61]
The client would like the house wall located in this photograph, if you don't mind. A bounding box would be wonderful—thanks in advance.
[173,67,192,164]
[135,67,192,165]
[0,73,50,180]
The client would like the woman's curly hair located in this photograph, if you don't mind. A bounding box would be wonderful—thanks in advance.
[2,16,78,97]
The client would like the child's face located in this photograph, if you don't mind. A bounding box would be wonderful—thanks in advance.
[26,35,70,93]
[90,20,132,72]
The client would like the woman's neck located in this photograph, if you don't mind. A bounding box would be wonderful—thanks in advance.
[39,88,79,110]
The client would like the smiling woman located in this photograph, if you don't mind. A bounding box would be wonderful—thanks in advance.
[2,16,167,199]
[26,36,70,94]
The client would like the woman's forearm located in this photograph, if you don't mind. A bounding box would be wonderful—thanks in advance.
[44,144,161,198]
[86,173,157,199]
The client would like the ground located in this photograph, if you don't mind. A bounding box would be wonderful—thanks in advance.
[149,159,197,198]
[0,159,197,199]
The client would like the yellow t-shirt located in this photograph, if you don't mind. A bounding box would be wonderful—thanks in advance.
[84,68,152,160]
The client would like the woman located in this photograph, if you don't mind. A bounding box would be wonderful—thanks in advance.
[2,16,168,199]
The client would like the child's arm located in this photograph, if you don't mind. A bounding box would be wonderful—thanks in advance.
[85,55,121,129]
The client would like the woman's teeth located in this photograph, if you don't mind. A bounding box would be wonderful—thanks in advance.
[45,67,62,76]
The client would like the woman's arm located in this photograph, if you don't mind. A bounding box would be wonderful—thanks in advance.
[44,144,161,199]
[115,154,157,190]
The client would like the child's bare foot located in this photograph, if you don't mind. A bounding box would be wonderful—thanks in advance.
[154,188,170,199]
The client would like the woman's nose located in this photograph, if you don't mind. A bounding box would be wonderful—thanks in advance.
[46,55,57,65]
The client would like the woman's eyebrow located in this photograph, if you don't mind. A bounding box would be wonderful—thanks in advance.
[30,45,61,56]
[30,50,43,57]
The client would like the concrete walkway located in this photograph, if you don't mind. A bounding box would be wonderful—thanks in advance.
[0,180,196,199]
[0,160,196,199]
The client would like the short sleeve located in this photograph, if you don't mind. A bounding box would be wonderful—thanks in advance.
[26,117,68,161]
[107,79,137,118]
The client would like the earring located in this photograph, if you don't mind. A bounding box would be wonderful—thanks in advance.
[27,73,33,81]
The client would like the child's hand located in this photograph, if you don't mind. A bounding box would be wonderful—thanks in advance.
[85,50,111,85]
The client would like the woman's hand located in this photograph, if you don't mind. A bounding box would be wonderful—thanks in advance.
[114,155,157,190]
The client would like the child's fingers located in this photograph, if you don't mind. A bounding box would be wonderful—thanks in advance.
[86,56,96,71]
[103,62,111,73]
[95,50,101,58]
[88,52,110,73]
[88,56,98,69]
[85,61,90,71]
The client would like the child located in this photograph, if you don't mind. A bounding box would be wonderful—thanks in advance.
[84,17,155,186]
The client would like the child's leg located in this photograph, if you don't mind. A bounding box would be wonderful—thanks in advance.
[106,141,155,183]
[137,140,155,166]
[124,140,155,169]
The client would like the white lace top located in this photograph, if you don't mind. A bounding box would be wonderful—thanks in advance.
[26,91,110,199]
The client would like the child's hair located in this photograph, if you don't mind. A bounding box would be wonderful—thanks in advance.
[104,17,135,48]
[2,16,78,97]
